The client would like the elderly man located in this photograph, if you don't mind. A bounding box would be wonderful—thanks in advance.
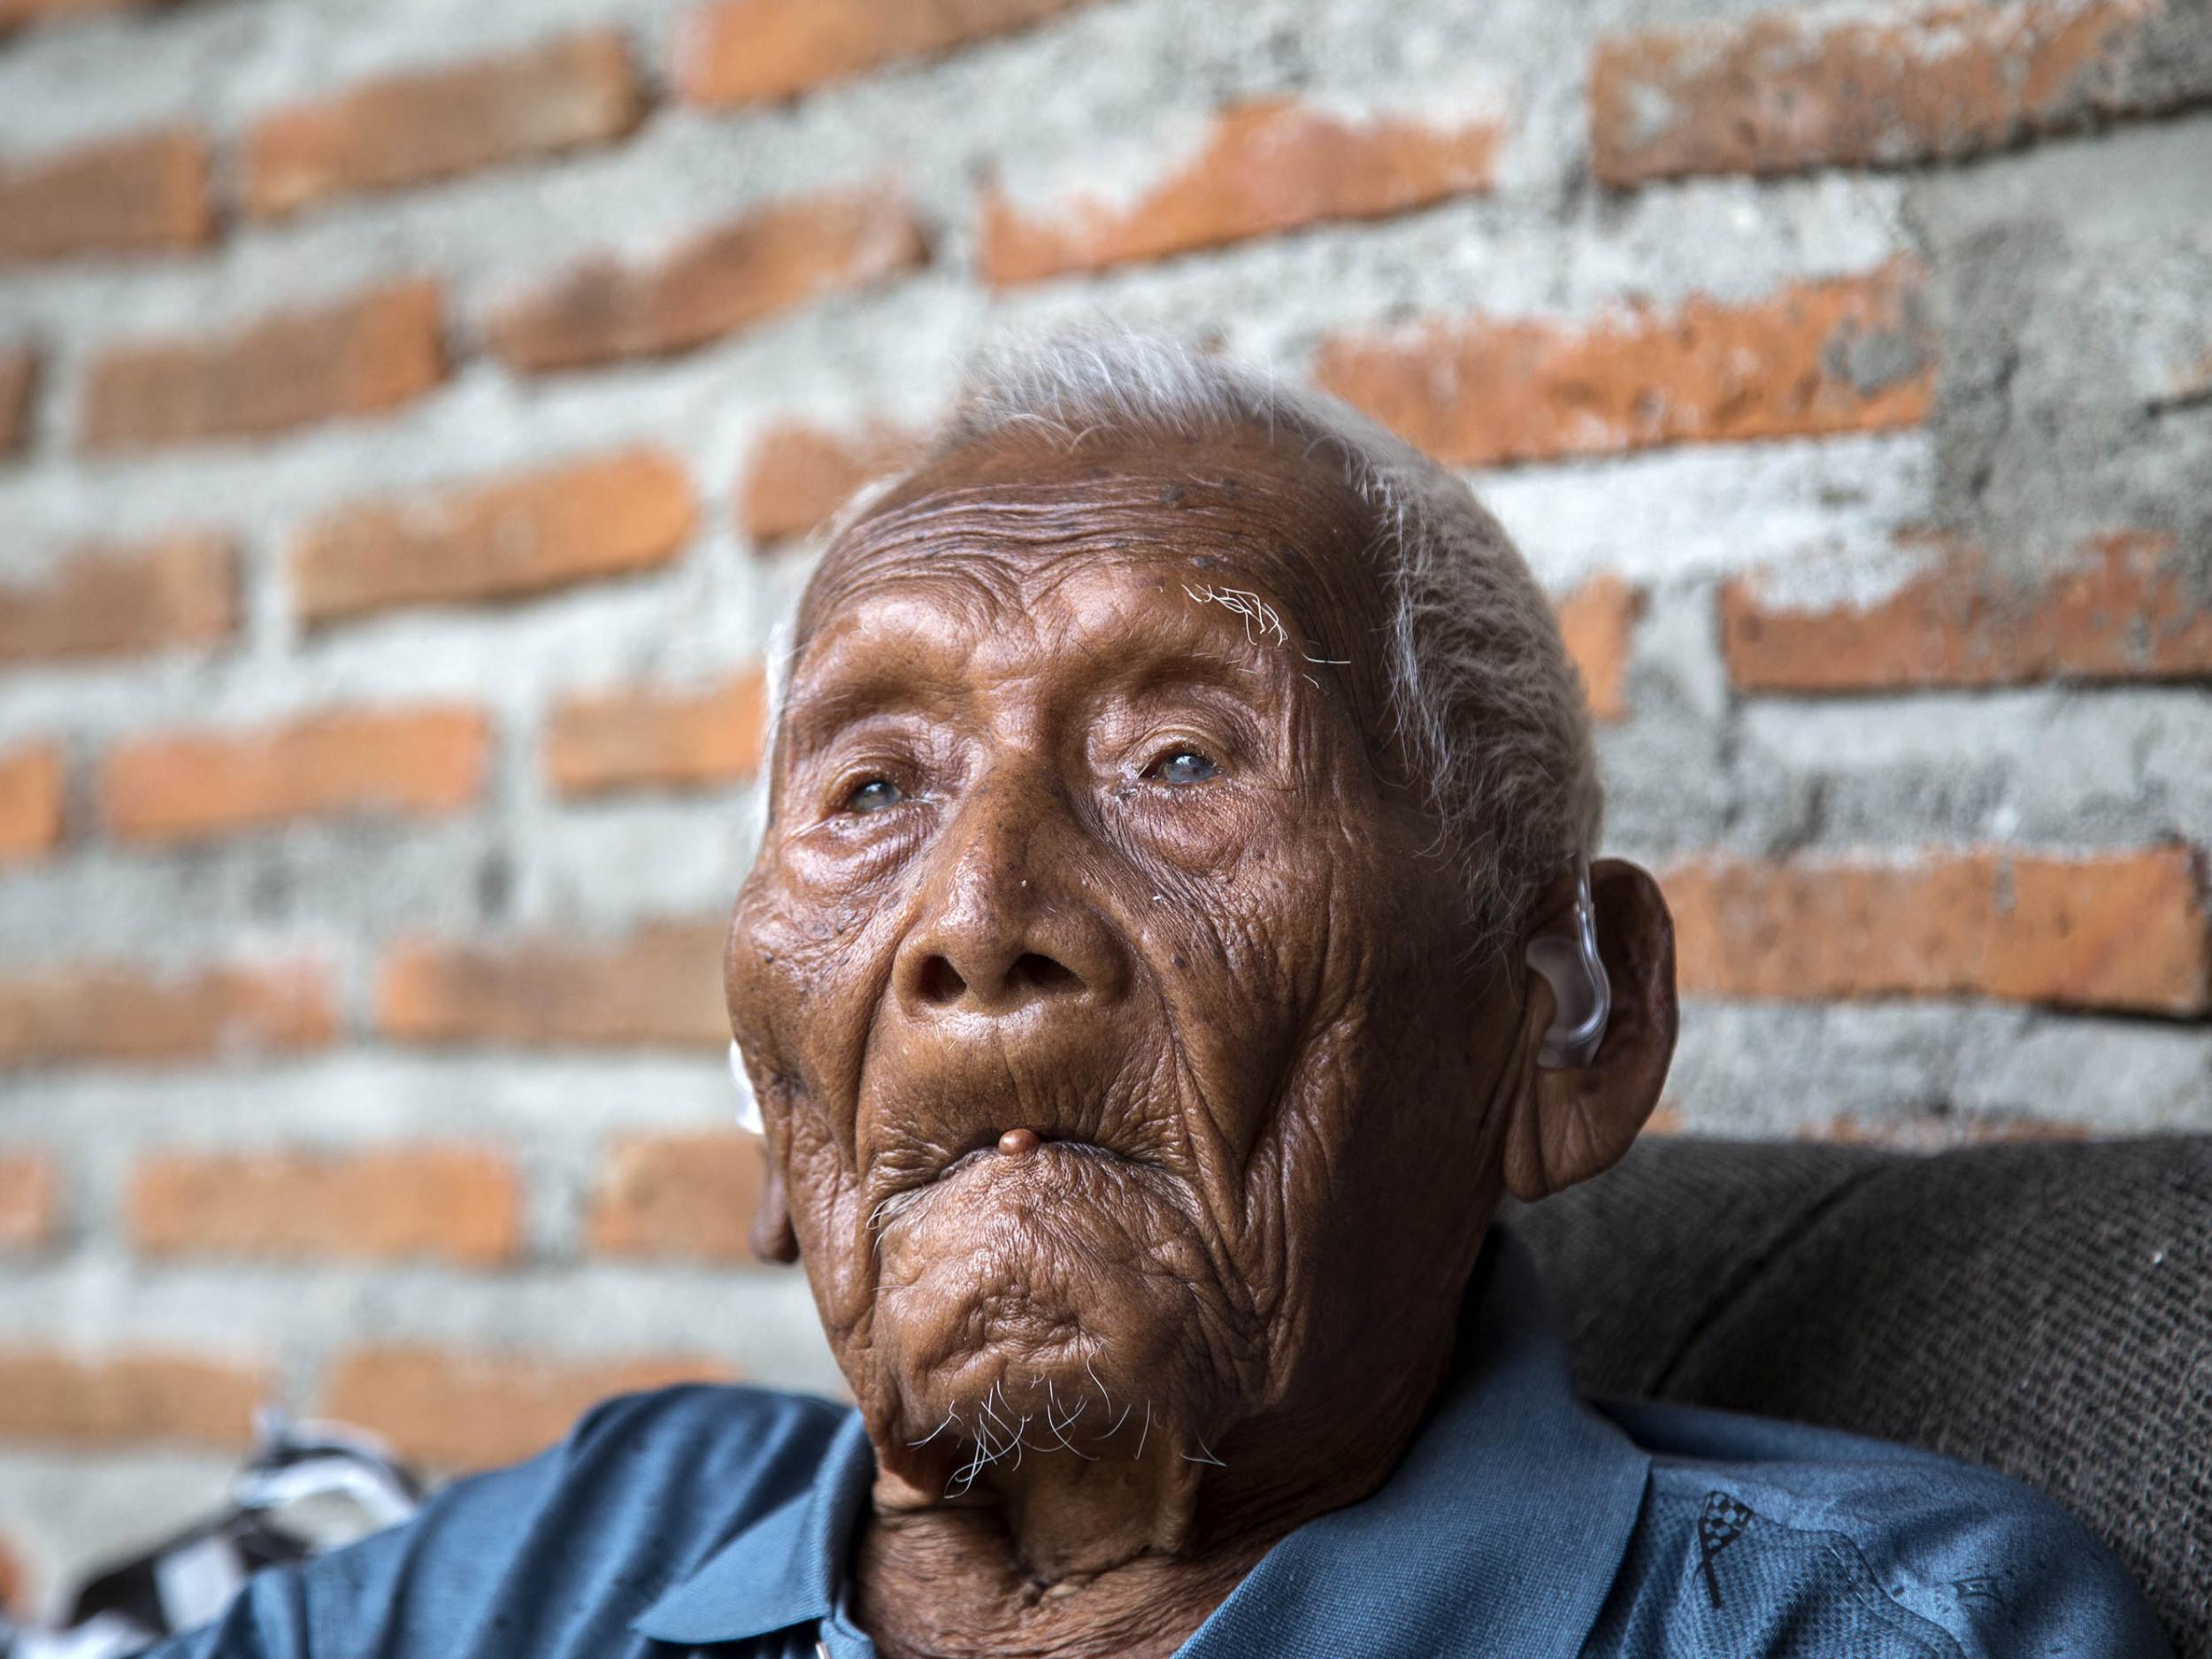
[150,336,2166,1658]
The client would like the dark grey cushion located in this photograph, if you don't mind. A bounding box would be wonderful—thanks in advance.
[1509,1134,2212,1659]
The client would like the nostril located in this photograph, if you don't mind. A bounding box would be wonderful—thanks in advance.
[916,956,968,1006]
[1008,952,1079,995]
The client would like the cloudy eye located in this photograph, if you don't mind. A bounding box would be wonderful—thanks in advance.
[1148,748,1220,786]
[843,777,902,814]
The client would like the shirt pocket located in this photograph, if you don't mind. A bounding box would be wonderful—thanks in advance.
[1672,1489,1968,1659]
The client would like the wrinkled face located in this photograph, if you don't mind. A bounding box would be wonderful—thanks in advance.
[727,427,1517,1505]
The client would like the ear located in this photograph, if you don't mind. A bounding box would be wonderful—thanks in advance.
[749,1147,800,1264]
[1499,857,1678,1202]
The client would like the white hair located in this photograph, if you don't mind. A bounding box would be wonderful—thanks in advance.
[782,330,1601,960]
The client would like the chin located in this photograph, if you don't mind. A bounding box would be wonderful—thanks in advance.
[860,1142,1236,1479]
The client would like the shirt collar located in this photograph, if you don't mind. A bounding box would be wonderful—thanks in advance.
[634,1229,1649,1656]
[633,1408,874,1647]
[1179,1230,1651,1659]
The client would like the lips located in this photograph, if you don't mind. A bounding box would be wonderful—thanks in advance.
[871,1120,1148,1216]
[932,1134,1133,1186]
[858,1023,1164,1183]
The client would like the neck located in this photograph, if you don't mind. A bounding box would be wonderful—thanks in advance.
[854,1318,1461,1659]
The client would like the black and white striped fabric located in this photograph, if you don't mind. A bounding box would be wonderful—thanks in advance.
[0,1413,421,1658]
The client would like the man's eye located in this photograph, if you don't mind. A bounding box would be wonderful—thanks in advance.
[842,777,902,813]
[1147,749,1220,786]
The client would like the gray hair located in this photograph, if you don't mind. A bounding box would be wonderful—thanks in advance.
[780,331,1601,960]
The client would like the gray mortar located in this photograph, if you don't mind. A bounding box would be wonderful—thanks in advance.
[1904,118,2212,568]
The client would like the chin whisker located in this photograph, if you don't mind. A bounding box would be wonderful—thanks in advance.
[1136,1400,1153,1462]
[1179,1432,1226,1469]
[908,1410,959,1448]
[865,1187,929,1255]
[1042,1413,1098,1460]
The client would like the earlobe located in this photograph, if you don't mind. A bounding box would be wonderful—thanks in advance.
[751,1156,800,1264]
[1501,858,1678,1202]
[729,1037,799,1263]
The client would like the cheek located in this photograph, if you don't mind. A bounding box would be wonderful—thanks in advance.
[777,805,933,922]
[725,856,903,1104]
[1126,820,1368,1181]
[1109,777,1282,881]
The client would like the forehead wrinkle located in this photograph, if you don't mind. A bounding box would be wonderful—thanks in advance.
[797,430,1403,755]
[786,578,1027,742]
[810,455,1371,608]
[803,481,1160,627]
[795,554,1310,763]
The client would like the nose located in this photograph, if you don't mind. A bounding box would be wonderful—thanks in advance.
[910,944,1084,1010]
[893,774,1125,1019]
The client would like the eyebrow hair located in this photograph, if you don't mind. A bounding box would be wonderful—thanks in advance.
[779,581,1301,764]
[778,650,962,760]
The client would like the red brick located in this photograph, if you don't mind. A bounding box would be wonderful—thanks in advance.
[0,0,159,27]
[0,0,145,26]
[1313,260,1933,467]
[0,344,35,456]
[0,533,234,664]
[378,923,728,1049]
[1593,0,2204,188]
[321,1344,733,1469]
[674,0,1091,106]
[979,98,1501,285]
[0,1348,267,1448]
[739,416,923,545]
[0,744,64,865]
[80,279,445,452]
[0,956,337,1068]
[2153,343,2212,411]
[0,1151,58,1249]
[588,1131,764,1261]
[0,1529,27,1618]
[1555,575,1643,723]
[130,1145,521,1266]
[1663,848,2210,1016]
[1722,532,2212,693]
[546,667,767,798]
[244,31,643,221]
[290,449,695,626]
[0,127,211,263]
[99,704,488,845]
[485,188,923,374]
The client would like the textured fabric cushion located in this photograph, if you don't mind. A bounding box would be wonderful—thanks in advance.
[1509,1135,2212,1658]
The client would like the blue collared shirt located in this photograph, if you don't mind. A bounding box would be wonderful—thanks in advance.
[148,1233,2169,1658]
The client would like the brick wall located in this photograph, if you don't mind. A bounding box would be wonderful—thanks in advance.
[1,0,2208,1617]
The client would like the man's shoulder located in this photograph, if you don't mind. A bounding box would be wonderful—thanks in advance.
[145,1383,856,1659]
[1584,1398,2169,1658]
[562,1379,852,1482]
[442,1379,856,1565]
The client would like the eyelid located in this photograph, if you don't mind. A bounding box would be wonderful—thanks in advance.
[1133,732,1231,780]
[1144,735,1217,761]
[818,757,914,820]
